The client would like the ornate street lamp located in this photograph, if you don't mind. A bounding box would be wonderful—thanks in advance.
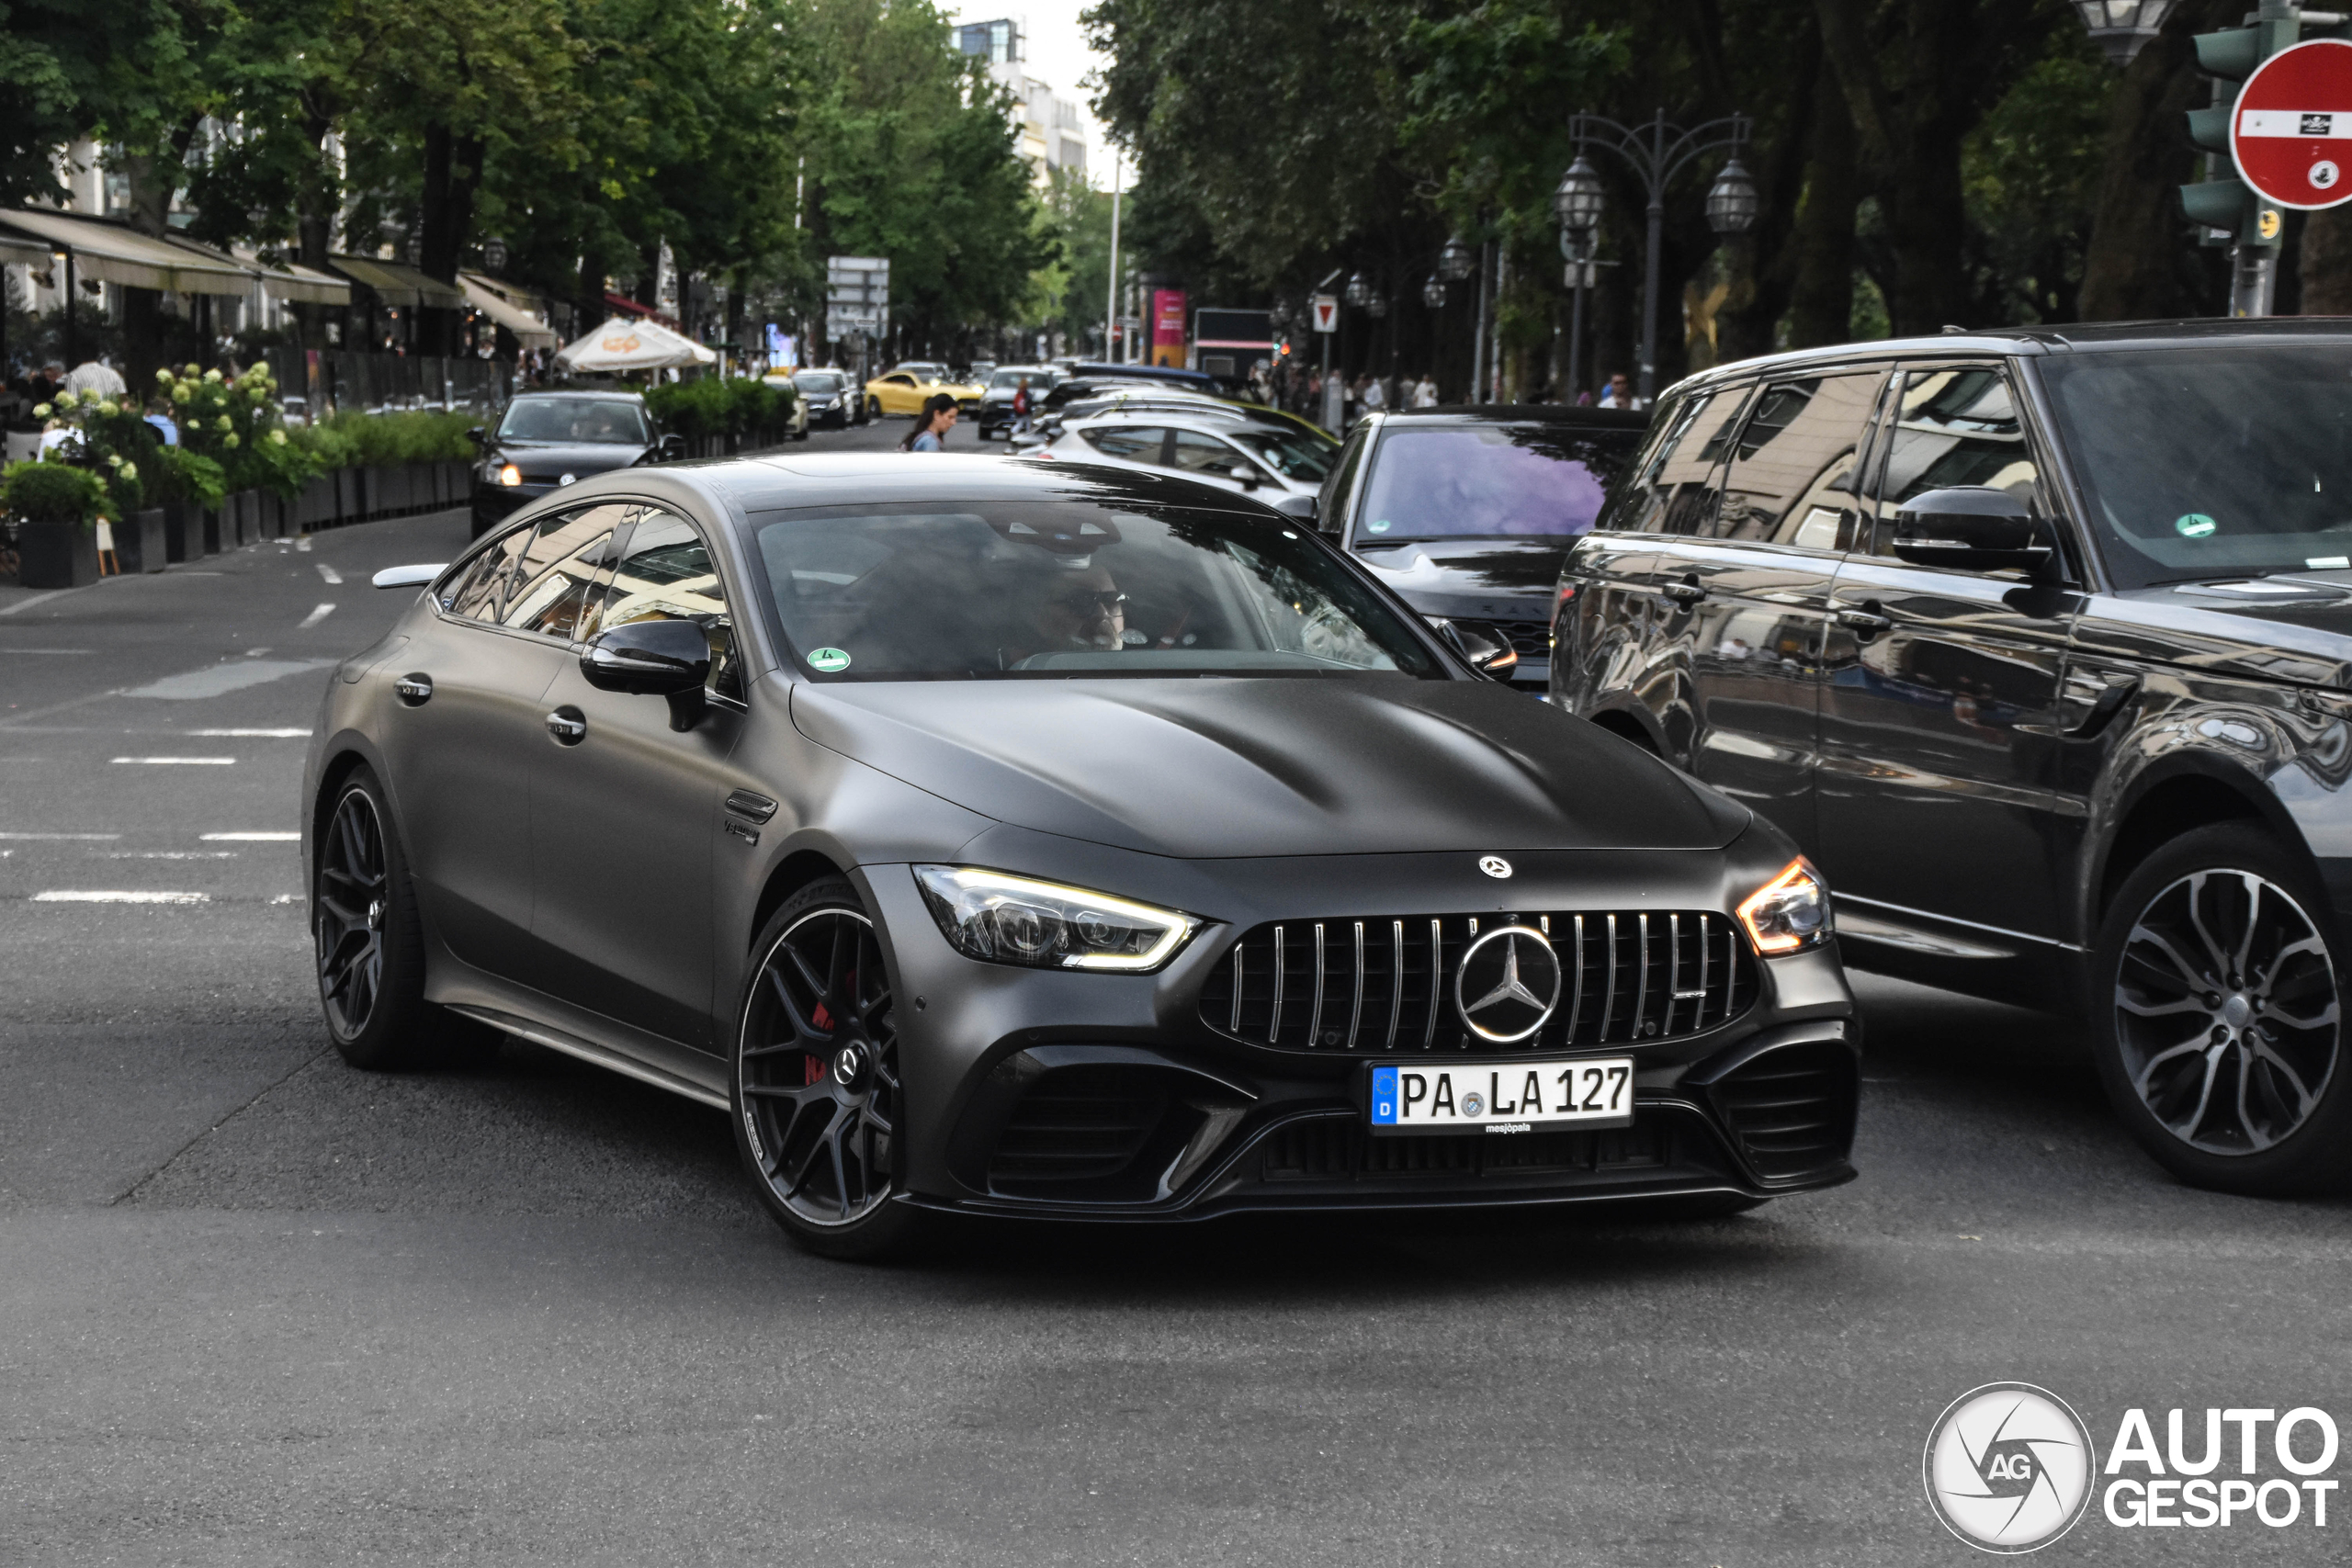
[1552,155,1607,240]
[1364,290,1388,319]
[2072,0,2179,64]
[1343,270,1374,309]
[1436,234,1475,283]
[482,235,510,274]
[1421,274,1447,310]
[1705,158,1760,235]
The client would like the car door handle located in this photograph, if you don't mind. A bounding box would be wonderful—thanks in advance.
[393,672,433,705]
[1659,579,1707,605]
[544,706,587,746]
[1835,604,1893,636]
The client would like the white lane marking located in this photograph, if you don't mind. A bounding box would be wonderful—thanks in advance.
[315,564,343,585]
[298,604,336,629]
[202,831,299,841]
[120,659,335,699]
[0,832,120,840]
[244,647,272,658]
[295,536,312,552]
[112,756,236,765]
[0,592,68,618]
[189,728,310,738]
[270,893,299,904]
[103,851,237,860]
[32,890,209,904]
[0,648,91,654]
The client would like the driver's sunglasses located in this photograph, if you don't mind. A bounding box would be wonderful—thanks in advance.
[1057,589,1129,614]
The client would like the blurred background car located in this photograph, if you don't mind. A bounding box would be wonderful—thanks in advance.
[467,389,682,538]
[975,364,1065,440]
[1026,409,1330,522]
[787,367,856,429]
[864,365,984,421]
[758,369,812,441]
[1317,405,1649,694]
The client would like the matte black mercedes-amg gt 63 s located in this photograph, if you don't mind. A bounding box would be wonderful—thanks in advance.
[309,454,1859,1257]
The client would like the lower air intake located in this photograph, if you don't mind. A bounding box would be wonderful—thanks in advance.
[1708,1043,1858,1180]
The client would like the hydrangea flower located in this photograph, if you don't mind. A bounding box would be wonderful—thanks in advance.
[223,434,241,448]
[54,390,77,409]
[32,403,49,418]
[217,414,233,432]
[268,428,288,446]
[203,368,222,383]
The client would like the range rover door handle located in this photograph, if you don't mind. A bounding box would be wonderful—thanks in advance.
[1659,579,1707,605]
[393,672,434,705]
[1836,604,1893,637]
[545,705,587,746]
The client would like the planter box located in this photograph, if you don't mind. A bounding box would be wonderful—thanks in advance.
[296,476,331,531]
[120,508,166,573]
[17,519,99,588]
[333,468,356,525]
[201,505,221,554]
[163,502,196,563]
[364,466,392,518]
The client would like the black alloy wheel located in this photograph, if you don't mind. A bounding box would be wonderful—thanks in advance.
[732,878,927,1258]
[313,767,497,1070]
[2095,823,2352,1194]
[866,395,883,421]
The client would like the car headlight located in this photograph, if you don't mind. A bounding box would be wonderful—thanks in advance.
[914,865,1201,972]
[1736,858,1830,954]
[495,463,523,487]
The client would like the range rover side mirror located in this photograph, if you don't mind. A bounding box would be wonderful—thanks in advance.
[582,619,710,730]
[1892,487,2054,575]
[1431,617,1521,680]
[466,425,486,446]
[1272,492,1318,523]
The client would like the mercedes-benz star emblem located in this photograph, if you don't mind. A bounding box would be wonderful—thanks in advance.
[833,1043,865,1084]
[1479,854,1513,879]
[1453,925,1564,1043]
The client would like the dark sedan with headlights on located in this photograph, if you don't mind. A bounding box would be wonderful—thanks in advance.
[1320,406,1649,694]
[469,389,683,537]
[316,455,1858,1258]
[791,368,857,429]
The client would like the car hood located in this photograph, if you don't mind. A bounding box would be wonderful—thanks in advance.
[2087,573,2352,688]
[1351,536,1576,620]
[789,678,1747,859]
[487,440,648,473]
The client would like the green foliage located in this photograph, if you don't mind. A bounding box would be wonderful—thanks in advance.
[313,409,477,466]
[33,385,158,514]
[151,446,228,511]
[2,459,108,528]
[645,376,792,442]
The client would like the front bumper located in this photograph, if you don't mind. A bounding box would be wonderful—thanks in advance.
[854,843,1860,1222]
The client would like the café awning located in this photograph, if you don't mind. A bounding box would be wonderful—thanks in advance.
[330,254,469,310]
[0,209,254,296]
[234,248,351,307]
[459,272,558,350]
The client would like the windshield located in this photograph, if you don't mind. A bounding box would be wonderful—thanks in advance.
[1353,424,1631,544]
[496,398,650,445]
[794,373,842,392]
[1230,427,1336,483]
[752,501,1440,682]
[990,369,1047,389]
[2041,345,2352,589]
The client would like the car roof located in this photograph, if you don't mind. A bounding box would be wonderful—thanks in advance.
[665,451,1296,516]
[1671,316,2352,395]
[1063,410,1276,439]
[1385,403,1649,432]
[507,389,647,402]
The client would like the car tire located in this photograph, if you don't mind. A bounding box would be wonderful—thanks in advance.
[2092,822,2352,1195]
[731,877,933,1261]
[866,396,883,421]
[314,766,501,1071]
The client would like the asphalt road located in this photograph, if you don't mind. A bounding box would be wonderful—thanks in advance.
[5,412,2350,1565]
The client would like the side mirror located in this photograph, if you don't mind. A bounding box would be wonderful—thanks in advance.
[1272,492,1317,522]
[1432,617,1521,681]
[1227,465,1261,490]
[372,563,444,590]
[582,619,710,730]
[466,425,486,446]
[657,433,688,461]
[1891,487,2054,575]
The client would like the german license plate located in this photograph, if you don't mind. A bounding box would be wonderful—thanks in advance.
[1368,1058,1634,1136]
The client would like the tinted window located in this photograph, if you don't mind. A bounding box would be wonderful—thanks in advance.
[793,373,842,392]
[1353,423,1632,544]
[500,504,633,640]
[1170,429,1247,477]
[1717,372,1884,548]
[442,525,535,621]
[603,510,742,701]
[1321,423,1370,535]
[1230,427,1334,482]
[2039,344,2352,588]
[495,398,650,445]
[1080,426,1166,462]
[1871,367,2039,557]
[752,502,1440,682]
[1600,389,1745,535]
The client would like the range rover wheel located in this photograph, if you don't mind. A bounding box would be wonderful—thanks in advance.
[2093,824,2352,1194]
[314,767,498,1069]
[731,879,930,1259]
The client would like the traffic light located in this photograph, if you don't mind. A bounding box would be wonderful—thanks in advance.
[2181,11,2302,243]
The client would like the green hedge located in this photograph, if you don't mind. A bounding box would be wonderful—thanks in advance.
[644,377,793,444]
[2,459,110,527]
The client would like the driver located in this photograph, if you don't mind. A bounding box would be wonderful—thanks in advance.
[1027,565,1128,652]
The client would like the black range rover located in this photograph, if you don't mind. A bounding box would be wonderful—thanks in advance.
[1553,320,2352,1196]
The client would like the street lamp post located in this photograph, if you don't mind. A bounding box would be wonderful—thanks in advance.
[1552,155,1605,401]
[1566,109,1755,403]
[2072,0,2181,64]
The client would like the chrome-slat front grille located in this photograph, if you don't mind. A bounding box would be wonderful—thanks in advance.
[1197,910,1756,1052]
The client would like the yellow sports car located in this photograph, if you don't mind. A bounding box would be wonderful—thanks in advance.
[862,366,984,420]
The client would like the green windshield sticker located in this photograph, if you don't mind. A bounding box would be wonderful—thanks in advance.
[806,647,853,673]
[2177,513,2217,538]
[1368,519,1392,533]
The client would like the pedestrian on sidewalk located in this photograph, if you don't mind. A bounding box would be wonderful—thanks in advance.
[1598,371,1637,410]
[63,358,127,399]
[899,392,958,451]
[1361,374,1385,416]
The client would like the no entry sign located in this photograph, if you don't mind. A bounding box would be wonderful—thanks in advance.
[2233,38,2352,210]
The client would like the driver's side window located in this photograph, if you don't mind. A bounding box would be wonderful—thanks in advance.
[1866,366,2041,558]
[600,509,743,702]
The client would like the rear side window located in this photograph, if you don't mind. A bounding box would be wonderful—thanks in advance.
[440,525,535,621]
[1600,386,1747,535]
[1716,371,1886,549]
[1081,426,1167,463]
